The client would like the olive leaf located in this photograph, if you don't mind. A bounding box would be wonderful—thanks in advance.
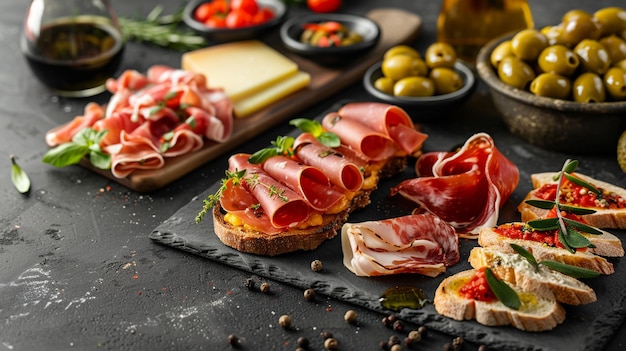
[563,159,578,173]
[11,155,31,194]
[538,260,600,279]
[564,173,600,195]
[510,243,538,268]
[562,218,602,235]
[485,267,520,310]
[527,218,560,231]
[524,199,596,215]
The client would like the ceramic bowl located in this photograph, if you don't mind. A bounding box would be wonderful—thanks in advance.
[183,0,287,43]
[476,33,626,155]
[363,60,476,121]
[279,13,380,66]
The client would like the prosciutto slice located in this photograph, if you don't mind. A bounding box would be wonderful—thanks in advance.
[322,112,397,161]
[337,102,428,155]
[45,103,104,147]
[391,133,519,238]
[105,131,164,179]
[341,213,460,277]
[294,133,364,192]
[228,154,311,229]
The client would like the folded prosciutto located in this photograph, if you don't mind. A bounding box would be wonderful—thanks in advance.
[341,213,460,277]
[391,133,519,238]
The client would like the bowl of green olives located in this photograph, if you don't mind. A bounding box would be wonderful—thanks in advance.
[477,6,626,155]
[363,43,477,120]
[280,13,380,66]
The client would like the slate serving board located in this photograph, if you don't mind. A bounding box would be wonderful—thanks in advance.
[71,8,422,192]
[149,101,626,351]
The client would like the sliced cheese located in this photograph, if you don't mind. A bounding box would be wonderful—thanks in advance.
[181,40,300,102]
[233,71,311,117]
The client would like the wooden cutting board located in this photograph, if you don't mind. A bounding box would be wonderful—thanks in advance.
[81,8,422,192]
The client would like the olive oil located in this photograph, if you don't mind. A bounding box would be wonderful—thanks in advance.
[21,19,124,97]
[379,286,429,312]
[437,0,533,62]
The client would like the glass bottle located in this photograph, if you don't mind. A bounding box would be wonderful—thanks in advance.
[20,0,125,97]
[437,0,533,62]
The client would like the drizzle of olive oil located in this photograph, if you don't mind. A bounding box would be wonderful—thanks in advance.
[379,286,429,312]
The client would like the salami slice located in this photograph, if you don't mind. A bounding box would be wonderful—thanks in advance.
[294,133,364,192]
[341,213,460,277]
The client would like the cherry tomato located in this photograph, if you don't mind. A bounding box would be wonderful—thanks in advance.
[194,3,214,22]
[252,8,275,25]
[230,0,259,15]
[226,9,254,28]
[205,16,227,28]
[307,0,342,13]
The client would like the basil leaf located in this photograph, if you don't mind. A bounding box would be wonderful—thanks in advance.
[528,218,560,231]
[11,155,31,194]
[43,143,90,167]
[318,131,341,148]
[485,268,520,310]
[524,199,556,210]
[563,218,602,235]
[248,148,278,164]
[563,159,578,173]
[510,243,538,268]
[89,150,111,170]
[539,260,600,279]
[564,173,600,195]
[290,118,323,136]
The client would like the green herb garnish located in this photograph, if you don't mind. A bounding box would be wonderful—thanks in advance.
[484,267,520,310]
[510,243,600,279]
[525,159,601,253]
[248,135,295,164]
[11,155,31,194]
[196,169,247,223]
[290,118,340,148]
[43,128,110,170]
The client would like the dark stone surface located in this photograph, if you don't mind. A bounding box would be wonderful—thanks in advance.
[1,1,625,350]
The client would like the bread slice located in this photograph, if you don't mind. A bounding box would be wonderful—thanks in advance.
[478,225,615,274]
[468,247,597,305]
[519,172,626,230]
[434,269,566,332]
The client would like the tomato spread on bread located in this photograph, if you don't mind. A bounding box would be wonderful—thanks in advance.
[493,223,588,251]
[534,174,626,210]
[457,267,498,302]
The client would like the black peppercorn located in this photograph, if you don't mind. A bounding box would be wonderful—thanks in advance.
[304,288,316,301]
[279,314,292,329]
[324,337,338,350]
[260,282,271,294]
[320,331,333,339]
[227,334,239,348]
[297,336,310,348]
[393,320,404,332]
[311,259,323,272]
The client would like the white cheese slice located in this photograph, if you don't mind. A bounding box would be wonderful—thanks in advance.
[233,71,311,118]
[181,40,300,102]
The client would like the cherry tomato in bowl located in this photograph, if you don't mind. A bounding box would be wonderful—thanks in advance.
[307,0,342,13]
[183,0,287,42]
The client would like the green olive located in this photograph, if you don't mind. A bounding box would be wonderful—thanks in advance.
[511,29,549,61]
[572,72,606,102]
[429,67,463,95]
[497,56,536,90]
[614,58,626,70]
[573,39,611,74]
[393,76,435,97]
[561,15,602,46]
[604,67,626,100]
[424,42,457,69]
[490,40,514,69]
[383,45,421,60]
[381,55,428,81]
[537,45,579,76]
[541,25,566,46]
[529,73,571,99]
[599,34,626,64]
[374,76,395,95]
[594,7,626,37]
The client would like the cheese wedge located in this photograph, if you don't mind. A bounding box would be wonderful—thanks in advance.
[233,71,311,117]
[181,40,300,103]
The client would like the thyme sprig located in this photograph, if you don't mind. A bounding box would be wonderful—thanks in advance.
[524,159,602,253]
[510,243,600,279]
[119,5,207,51]
[196,169,246,223]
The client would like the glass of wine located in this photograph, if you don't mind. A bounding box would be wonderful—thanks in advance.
[20,0,125,98]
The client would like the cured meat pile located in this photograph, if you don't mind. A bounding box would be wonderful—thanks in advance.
[45,65,234,178]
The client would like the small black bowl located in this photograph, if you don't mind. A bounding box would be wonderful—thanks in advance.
[279,13,380,67]
[363,61,476,121]
[183,0,287,43]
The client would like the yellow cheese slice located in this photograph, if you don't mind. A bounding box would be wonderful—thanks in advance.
[233,71,311,118]
[181,40,299,102]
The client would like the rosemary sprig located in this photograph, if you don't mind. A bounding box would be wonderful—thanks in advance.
[510,243,600,279]
[119,5,207,51]
[525,159,601,253]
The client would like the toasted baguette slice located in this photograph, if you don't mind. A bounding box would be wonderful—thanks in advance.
[434,269,566,332]
[468,247,596,305]
[478,225,615,274]
[519,172,626,230]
